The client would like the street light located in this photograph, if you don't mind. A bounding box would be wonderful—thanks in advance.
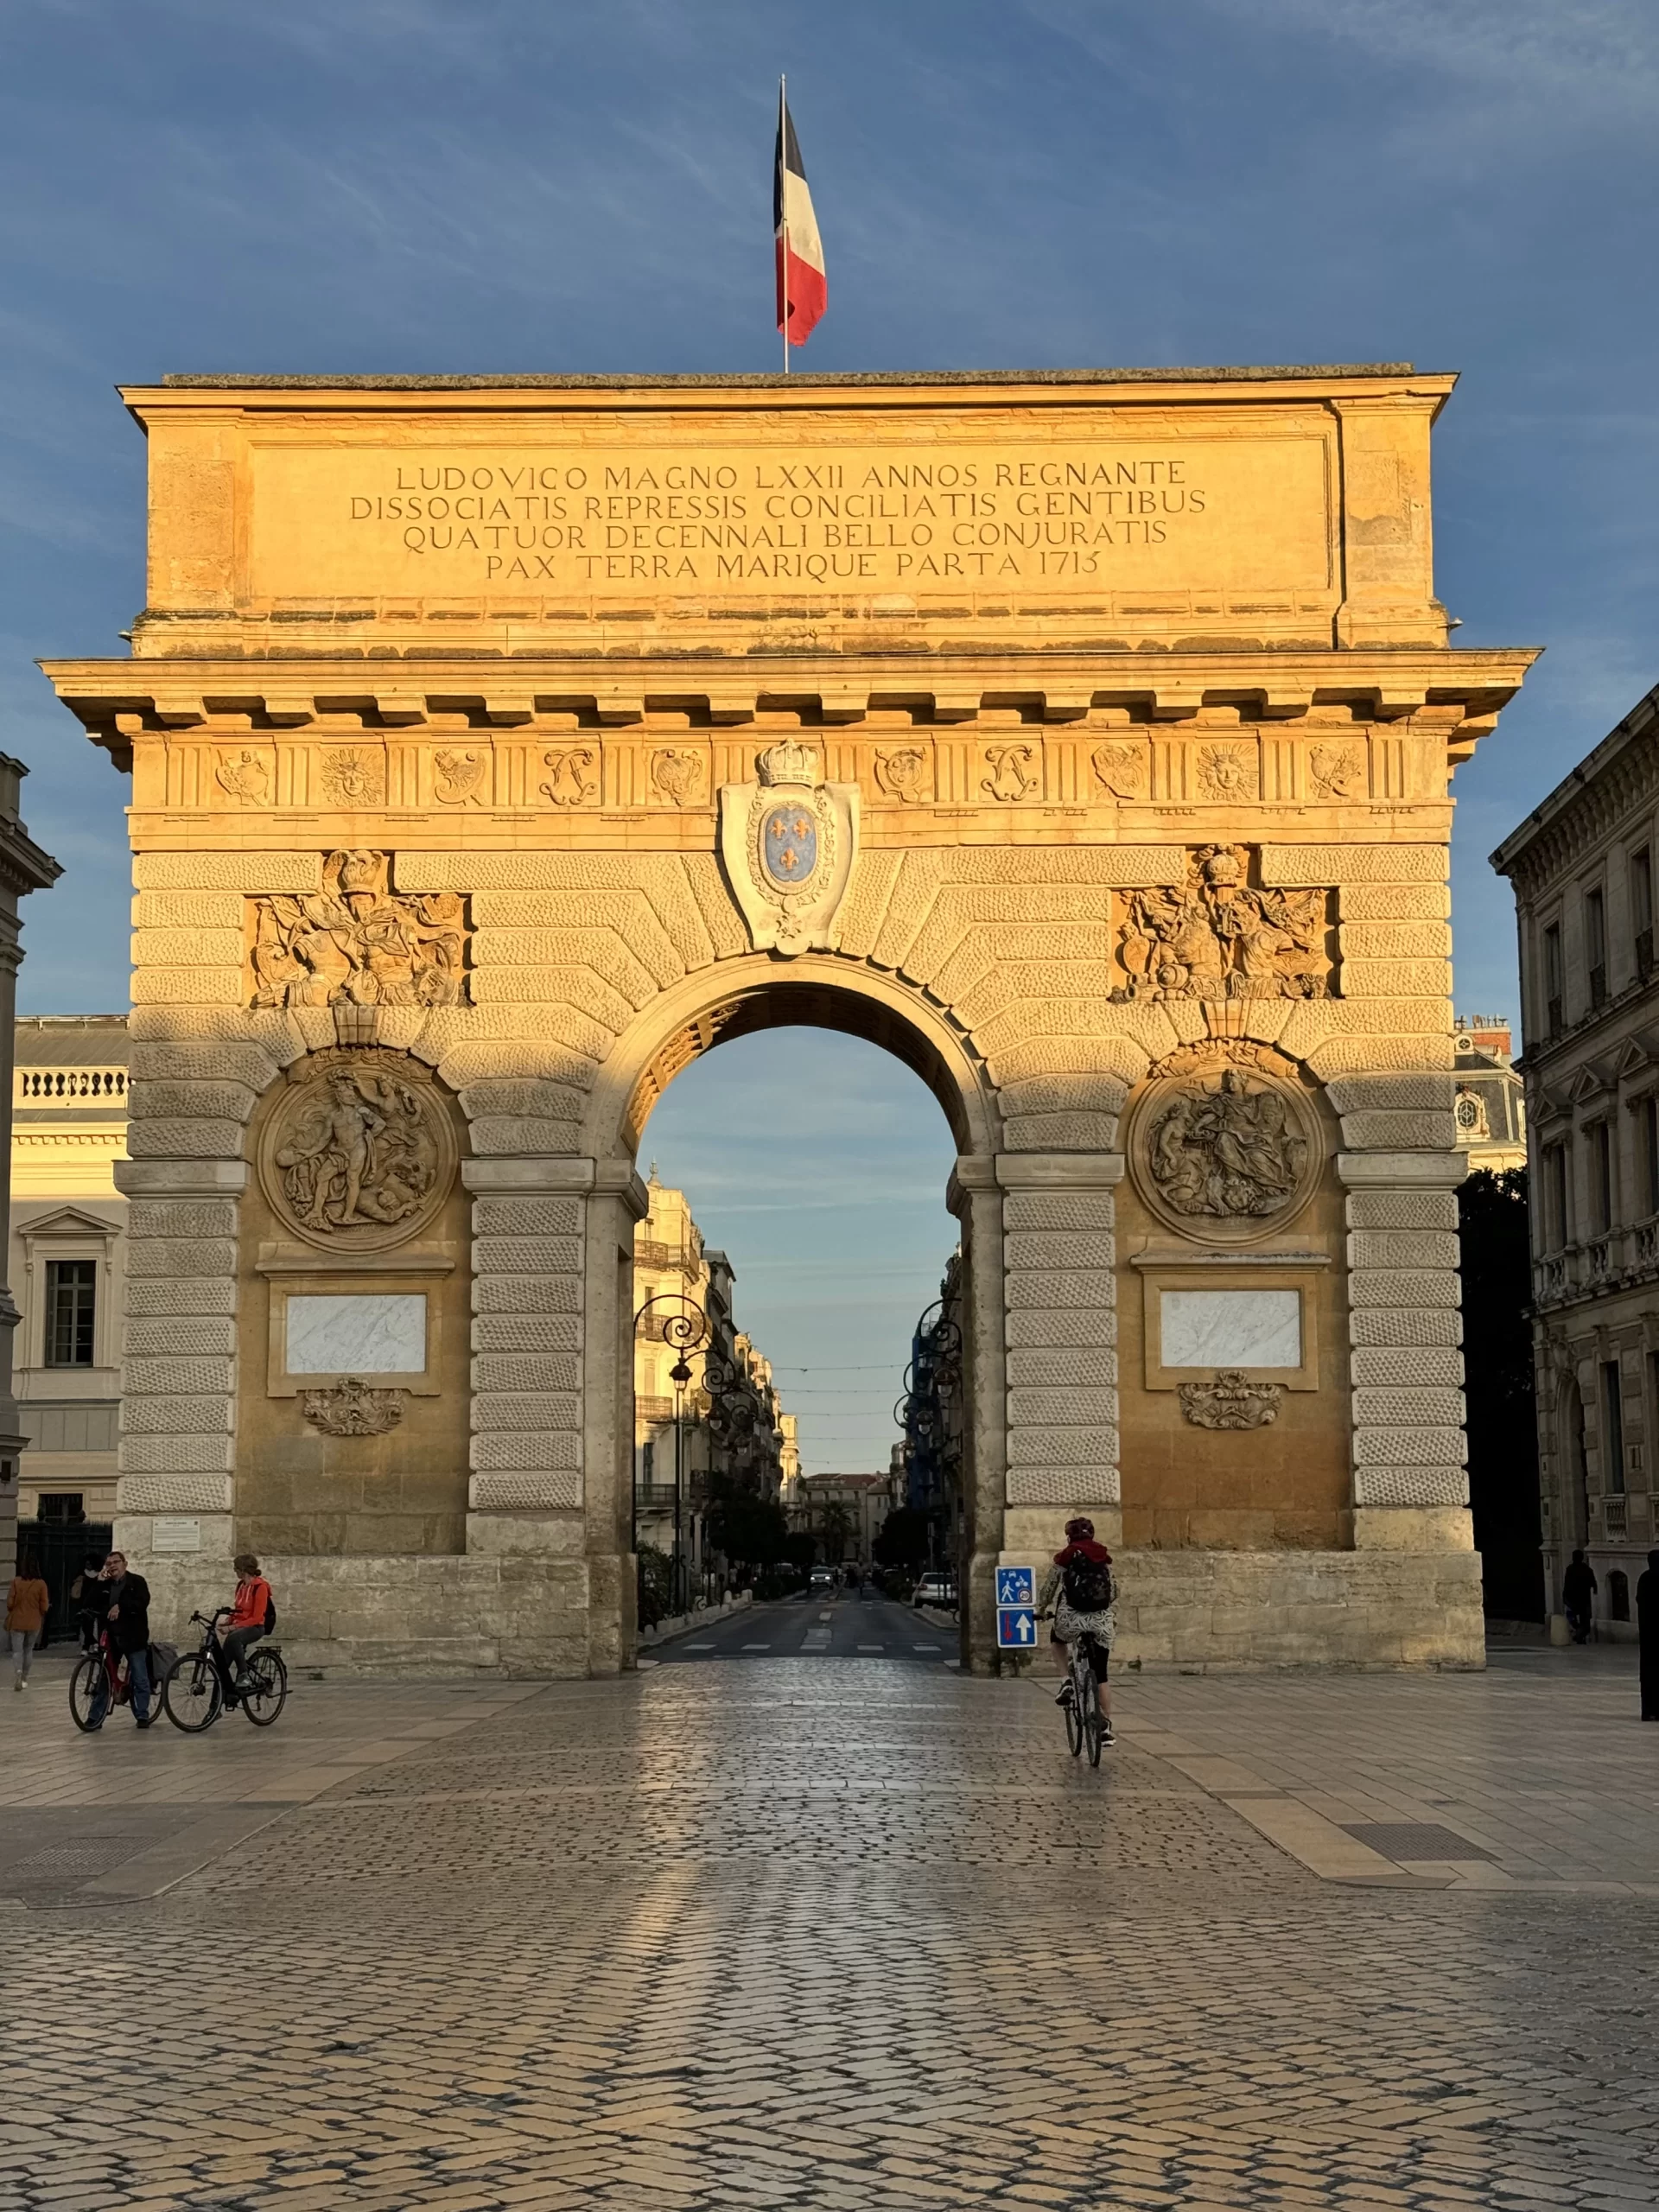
[635,1293,710,1616]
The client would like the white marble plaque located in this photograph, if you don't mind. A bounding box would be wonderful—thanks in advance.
[1160,1288,1301,1369]
[285,1293,427,1376]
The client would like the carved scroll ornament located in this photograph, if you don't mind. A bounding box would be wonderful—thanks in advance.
[250,850,469,1012]
[1114,843,1332,1003]
[299,1376,405,1436]
[1178,1371,1284,1430]
[257,1051,458,1252]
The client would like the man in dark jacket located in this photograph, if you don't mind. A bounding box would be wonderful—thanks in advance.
[1637,1549,1659,1722]
[1562,1549,1597,1643]
[89,1552,154,1729]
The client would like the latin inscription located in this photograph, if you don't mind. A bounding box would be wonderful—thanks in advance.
[248,430,1333,601]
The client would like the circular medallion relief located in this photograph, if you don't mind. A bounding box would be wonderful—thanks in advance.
[257,1052,458,1253]
[1124,1057,1323,1245]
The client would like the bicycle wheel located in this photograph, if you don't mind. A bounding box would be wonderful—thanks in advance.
[1063,1674,1084,1756]
[68,1655,105,1733]
[1084,1675,1103,1768]
[163,1653,222,1733]
[240,1650,288,1726]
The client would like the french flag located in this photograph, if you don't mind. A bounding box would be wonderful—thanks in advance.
[774,83,826,349]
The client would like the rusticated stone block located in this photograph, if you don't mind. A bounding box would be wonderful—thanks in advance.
[125,1317,238,1358]
[473,1198,583,1237]
[124,1356,236,1397]
[128,1080,258,1123]
[472,1236,584,1277]
[1338,958,1452,1000]
[119,1433,234,1472]
[121,1395,234,1435]
[1351,1346,1462,1388]
[1006,1307,1117,1347]
[125,1278,238,1319]
[1305,1034,1455,1078]
[1263,842,1444,884]
[471,1315,582,1353]
[999,1073,1127,1120]
[470,1393,582,1433]
[1352,1426,1466,1465]
[129,1200,238,1240]
[130,967,244,1006]
[470,1431,582,1471]
[118,1473,234,1514]
[1002,1114,1121,1152]
[1336,921,1451,962]
[1007,1387,1119,1426]
[1349,1306,1462,1348]
[130,1040,283,1087]
[1351,1386,1465,1427]
[132,925,245,969]
[132,890,246,930]
[1324,1073,1455,1113]
[1345,1190,1459,1230]
[1007,1344,1117,1387]
[1004,1231,1116,1272]
[1353,1464,1469,1507]
[1006,1270,1117,1310]
[1007,1425,1118,1465]
[437,1042,597,1092]
[473,1274,581,1315]
[1349,1270,1460,1309]
[473,1354,581,1394]
[1338,880,1451,920]
[1348,1230,1461,1270]
[1339,1109,1457,1151]
[467,1116,585,1158]
[126,1117,250,1159]
[1007,1465,1122,1506]
[470,1471,582,1510]
[127,1238,238,1278]
[1002,1192,1117,1233]
[133,852,321,892]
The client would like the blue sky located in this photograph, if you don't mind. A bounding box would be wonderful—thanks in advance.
[3,0,1656,1468]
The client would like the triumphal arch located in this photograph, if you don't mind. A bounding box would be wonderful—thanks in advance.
[42,366,1537,1674]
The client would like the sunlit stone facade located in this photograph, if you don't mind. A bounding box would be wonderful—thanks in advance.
[40,366,1538,1672]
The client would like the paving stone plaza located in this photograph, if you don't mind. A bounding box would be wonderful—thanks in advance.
[2,1602,1656,2212]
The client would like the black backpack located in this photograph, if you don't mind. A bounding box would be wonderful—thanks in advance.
[264,1594,277,1634]
[1061,1552,1114,1613]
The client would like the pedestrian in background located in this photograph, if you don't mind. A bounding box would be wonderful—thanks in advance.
[1637,1549,1659,1723]
[70,1552,106,1652]
[1563,1548,1598,1643]
[6,1556,50,1691]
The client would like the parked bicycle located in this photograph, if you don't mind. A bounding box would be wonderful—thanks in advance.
[162,1609,288,1732]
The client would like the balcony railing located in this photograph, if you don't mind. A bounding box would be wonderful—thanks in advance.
[1536,1213,1659,1304]
[15,1066,128,1103]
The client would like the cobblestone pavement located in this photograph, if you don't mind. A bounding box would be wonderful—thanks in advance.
[2,1622,1656,2211]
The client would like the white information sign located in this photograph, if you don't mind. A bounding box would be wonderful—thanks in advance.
[151,1516,202,1554]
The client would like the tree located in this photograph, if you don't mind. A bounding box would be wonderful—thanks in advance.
[873,1506,930,1572]
[817,1500,855,1563]
[1459,1166,1544,1620]
[705,1480,790,1573]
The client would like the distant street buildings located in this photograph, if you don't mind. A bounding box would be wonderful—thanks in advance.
[1493,680,1659,1639]
[1452,1015,1528,1173]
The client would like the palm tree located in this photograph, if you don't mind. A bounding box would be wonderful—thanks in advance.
[818,1500,855,1564]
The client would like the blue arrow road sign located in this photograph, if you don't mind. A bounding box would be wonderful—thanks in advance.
[996,1605,1037,1649]
[995,1567,1035,1607]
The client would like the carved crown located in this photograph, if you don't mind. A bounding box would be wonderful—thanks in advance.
[757,739,821,789]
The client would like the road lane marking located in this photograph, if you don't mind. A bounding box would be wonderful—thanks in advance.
[741,1643,772,1651]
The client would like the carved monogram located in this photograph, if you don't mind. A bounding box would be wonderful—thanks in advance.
[259,1052,457,1252]
[299,1376,405,1436]
[1113,844,1332,1002]
[1144,1067,1313,1224]
[1178,1370,1284,1430]
[874,747,929,803]
[250,850,469,1011]
[982,742,1037,803]
[541,747,599,806]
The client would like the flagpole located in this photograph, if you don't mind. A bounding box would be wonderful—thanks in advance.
[779,75,790,376]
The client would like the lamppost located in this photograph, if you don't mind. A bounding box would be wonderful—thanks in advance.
[635,1294,710,1616]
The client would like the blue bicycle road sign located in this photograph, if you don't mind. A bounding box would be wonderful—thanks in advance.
[996,1605,1038,1649]
[995,1566,1035,1607]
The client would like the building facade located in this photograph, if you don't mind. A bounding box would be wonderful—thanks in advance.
[1452,1015,1527,1174]
[40,365,1540,1673]
[1492,681,1659,1638]
[791,1468,903,1566]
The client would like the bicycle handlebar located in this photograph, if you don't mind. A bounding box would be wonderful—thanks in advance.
[189,1608,235,1625]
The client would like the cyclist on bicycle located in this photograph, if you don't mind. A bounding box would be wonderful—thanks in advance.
[213,1554,274,1710]
[1038,1517,1116,1746]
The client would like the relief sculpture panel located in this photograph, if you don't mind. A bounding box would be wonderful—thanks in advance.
[1113,842,1332,1002]
[250,849,470,1010]
[256,1051,459,1253]
[1125,1047,1323,1245]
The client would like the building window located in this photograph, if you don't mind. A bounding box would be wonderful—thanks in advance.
[1592,1122,1613,1233]
[1608,1569,1630,1622]
[1543,920,1563,1035]
[1586,887,1608,1008]
[44,1260,97,1368]
[1545,1143,1569,1249]
[1602,1359,1626,1497]
[1644,1099,1659,1218]
[1633,847,1654,976]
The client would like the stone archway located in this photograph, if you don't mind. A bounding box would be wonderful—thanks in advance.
[43,365,1540,1674]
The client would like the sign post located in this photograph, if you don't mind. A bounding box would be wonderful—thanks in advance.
[995,1565,1037,1654]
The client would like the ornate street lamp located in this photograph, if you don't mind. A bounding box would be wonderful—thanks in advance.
[634,1293,710,1614]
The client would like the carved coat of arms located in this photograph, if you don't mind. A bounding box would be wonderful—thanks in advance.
[718,740,859,955]
[249,849,470,1011]
[299,1376,406,1436]
[1113,843,1332,1003]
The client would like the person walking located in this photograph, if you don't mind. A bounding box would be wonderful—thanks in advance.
[1637,1549,1659,1723]
[1562,1548,1598,1643]
[88,1551,154,1730]
[6,1556,50,1691]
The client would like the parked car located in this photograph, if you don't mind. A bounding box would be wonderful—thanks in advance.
[913,1574,957,1612]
